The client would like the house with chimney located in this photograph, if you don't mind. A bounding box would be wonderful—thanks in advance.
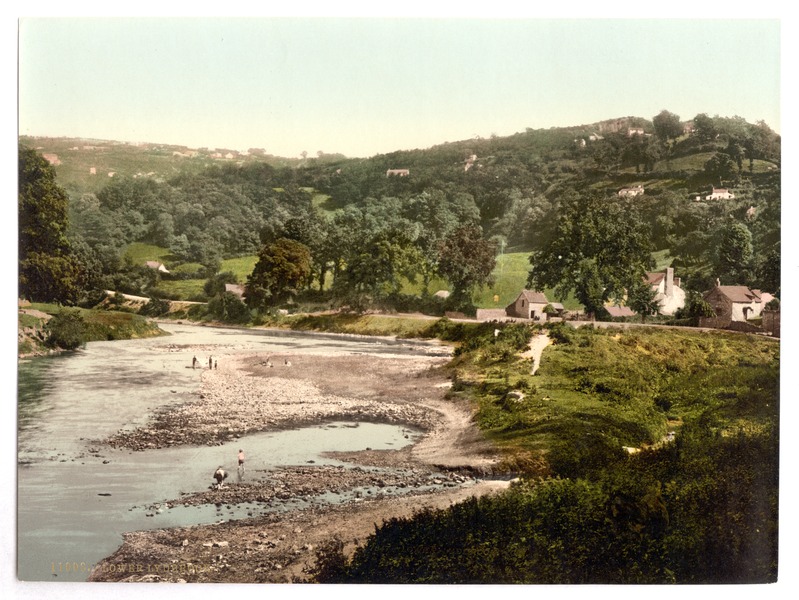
[702,281,764,322]
[645,267,685,315]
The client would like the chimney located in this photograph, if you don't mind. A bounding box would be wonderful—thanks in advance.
[665,267,674,297]
[674,277,681,289]
[716,278,721,287]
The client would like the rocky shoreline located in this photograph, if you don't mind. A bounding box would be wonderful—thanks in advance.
[91,344,509,582]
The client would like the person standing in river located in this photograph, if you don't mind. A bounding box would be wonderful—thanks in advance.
[208,356,213,369]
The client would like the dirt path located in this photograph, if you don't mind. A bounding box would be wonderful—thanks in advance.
[520,333,551,374]
[92,343,509,582]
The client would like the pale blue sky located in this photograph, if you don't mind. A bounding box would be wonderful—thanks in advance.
[18,18,781,158]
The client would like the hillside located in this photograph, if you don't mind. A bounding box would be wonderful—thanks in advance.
[20,111,781,317]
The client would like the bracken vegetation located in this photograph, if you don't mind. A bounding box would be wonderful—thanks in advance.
[312,324,779,584]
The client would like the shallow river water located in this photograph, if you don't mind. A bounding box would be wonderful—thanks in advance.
[17,323,447,582]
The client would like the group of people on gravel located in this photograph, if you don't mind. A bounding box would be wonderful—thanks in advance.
[192,356,217,369]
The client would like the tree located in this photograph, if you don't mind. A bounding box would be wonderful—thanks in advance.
[244,238,312,310]
[627,280,661,322]
[652,110,683,142]
[207,291,250,323]
[19,146,86,303]
[437,225,497,309]
[716,221,753,284]
[692,113,717,143]
[203,271,239,298]
[703,152,737,186]
[676,291,715,321]
[527,191,654,317]
[332,236,423,311]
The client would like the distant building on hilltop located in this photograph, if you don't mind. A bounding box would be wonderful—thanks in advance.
[618,185,645,198]
[706,187,735,200]
[386,169,410,177]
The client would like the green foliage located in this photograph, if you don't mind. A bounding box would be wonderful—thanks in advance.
[715,220,753,283]
[703,152,737,185]
[19,146,86,303]
[318,327,778,584]
[203,271,239,298]
[245,238,312,310]
[45,309,88,349]
[652,109,683,141]
[527,191,654,315]
[437,225,497,308]
[207,291,250,323]
[138,296,171,317]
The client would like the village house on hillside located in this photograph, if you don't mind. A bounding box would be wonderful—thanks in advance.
[702,281,767,322]
[386,169,410,177]
[618,185,644,198]
[706,187,735,200]
[506,290,550,321]
[645,267,685,315]
[224,283,246,300]
[144,261,169,274]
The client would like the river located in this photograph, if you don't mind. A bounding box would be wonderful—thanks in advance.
[16,322,447,582]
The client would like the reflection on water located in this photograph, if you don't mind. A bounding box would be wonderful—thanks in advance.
[17,323,444,582]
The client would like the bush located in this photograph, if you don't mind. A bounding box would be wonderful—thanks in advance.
[138,296,171,317]
[45,309,88,350]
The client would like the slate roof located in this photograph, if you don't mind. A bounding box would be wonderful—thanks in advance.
[715,286,762,304]
[517,290,549,304]
[605,306,637,318]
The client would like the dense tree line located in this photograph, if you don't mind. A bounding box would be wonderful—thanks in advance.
[21,111,780,313]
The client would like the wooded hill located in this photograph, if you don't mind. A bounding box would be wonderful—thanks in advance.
[19,110,781,314]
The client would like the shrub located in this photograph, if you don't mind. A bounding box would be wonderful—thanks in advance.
[45,309,88,350]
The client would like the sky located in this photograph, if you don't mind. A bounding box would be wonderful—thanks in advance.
[18,16,781,158]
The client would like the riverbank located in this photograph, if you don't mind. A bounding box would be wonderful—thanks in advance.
[92,340,508,582]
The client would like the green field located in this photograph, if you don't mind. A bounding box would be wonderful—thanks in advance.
[123,242,174,266]
[121,244,667,313]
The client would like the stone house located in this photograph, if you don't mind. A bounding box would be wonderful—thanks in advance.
[645,267,685,315]
[505,290,550,321]
[703,282,763,322]
[386,169,410,177]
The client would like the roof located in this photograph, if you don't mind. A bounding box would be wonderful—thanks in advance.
[225,283,245,297]
[550,302,565,311]
[605,306,637,317]
[712,285,762,304]
[645,272,665,285]
[517,290,549,304]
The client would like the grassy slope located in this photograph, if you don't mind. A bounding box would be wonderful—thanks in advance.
[447,324,778,475]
